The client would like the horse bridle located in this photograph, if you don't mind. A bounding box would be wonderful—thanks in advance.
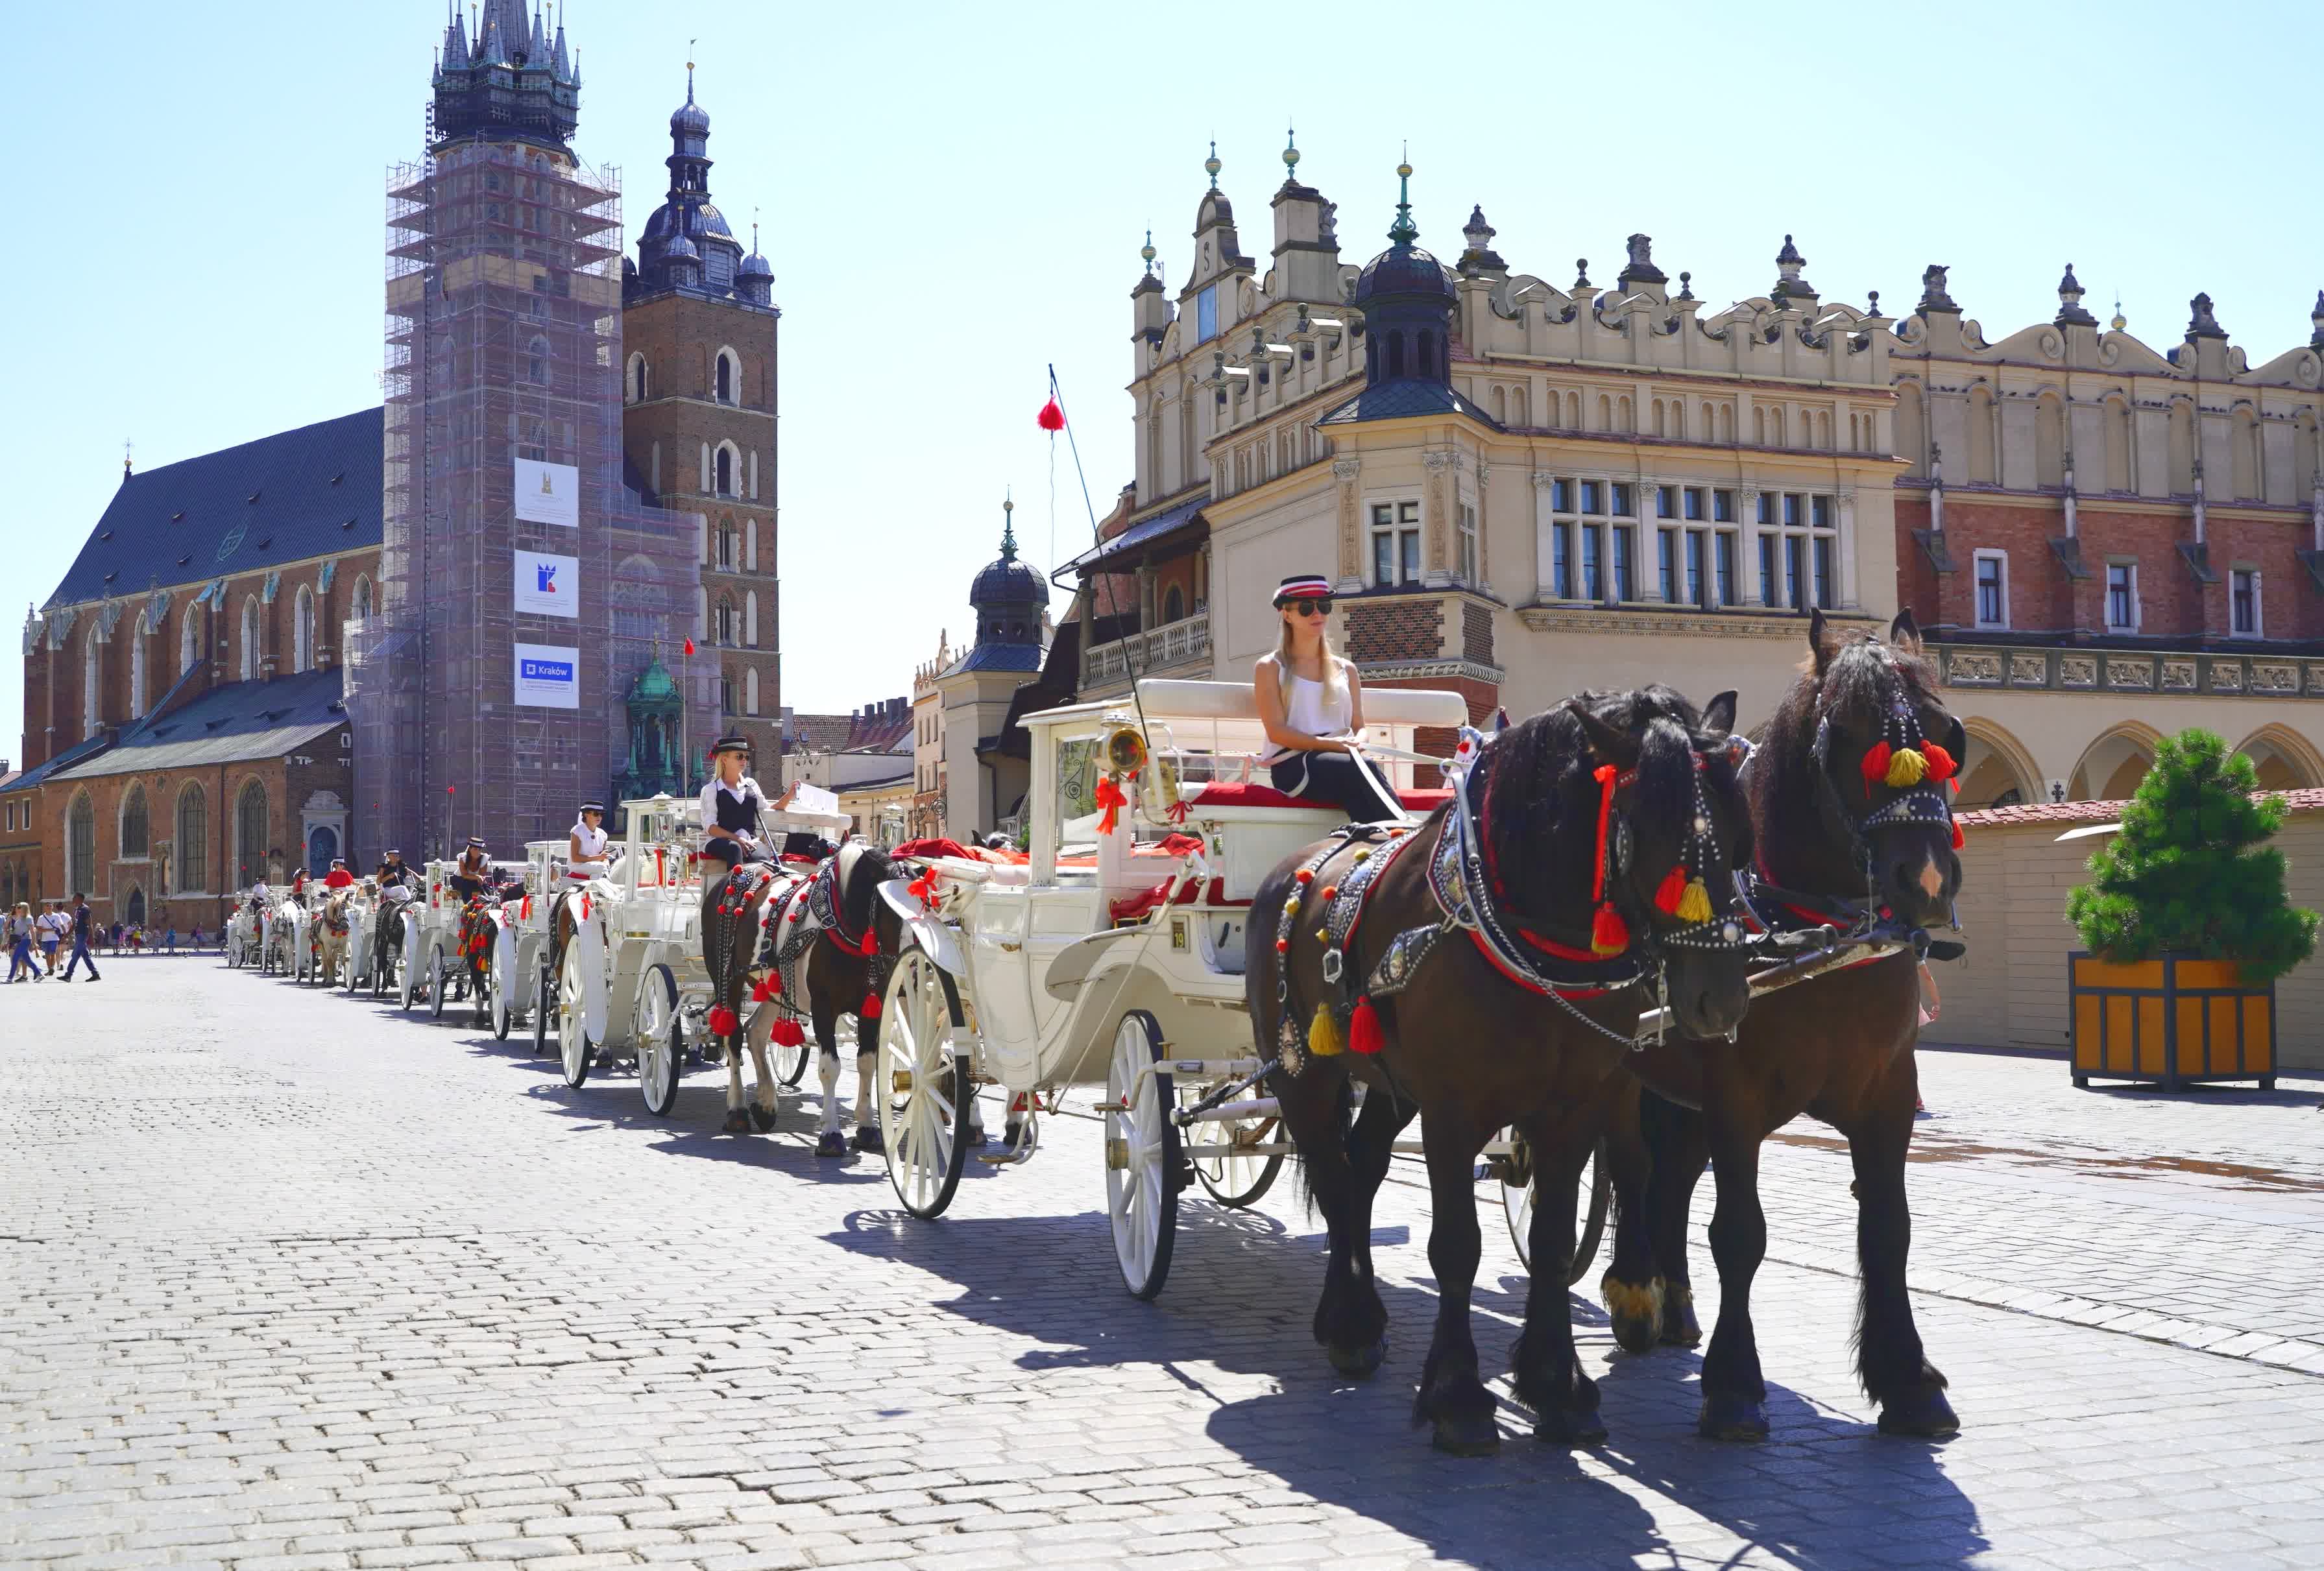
[1797,654,1962,925]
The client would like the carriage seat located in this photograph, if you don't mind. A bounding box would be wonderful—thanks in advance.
[1182,781,1451,813]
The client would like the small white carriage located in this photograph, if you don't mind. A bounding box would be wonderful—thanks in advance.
[226,894,263,969]
[341,880,378,994]
[490,841,566,1047]
[873,678,1562,1298]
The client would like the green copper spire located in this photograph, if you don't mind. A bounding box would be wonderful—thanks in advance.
[1282,123,1300,178]
[1205,140,1221,190]
[1000,495,1017,561]
[1141,228,1156,276]
[1388,149,1418,245]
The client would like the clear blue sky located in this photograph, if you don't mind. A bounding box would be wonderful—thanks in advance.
[6,0,2321,762]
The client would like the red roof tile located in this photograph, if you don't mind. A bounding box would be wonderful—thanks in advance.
[1956,786,2324,830]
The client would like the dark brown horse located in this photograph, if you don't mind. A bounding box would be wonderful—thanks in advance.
[1252,687,1757,1454]
[1625,608,1965,1441]
[703,843,904,1150]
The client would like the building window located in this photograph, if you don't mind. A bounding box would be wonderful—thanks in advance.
[2106,563,2140,632]
[1163,584,1185,623]
[235,781,267,887]
[82,628,102,739]
[1370,499,1420,588]
[177,786,207,893]
[721,670,737,715]
[130,618,149,720]
[526,335,550,384]
[1542,477,1645,604]
[1754,490,1840,610]
[241,597,261,682]
[716,348,738,405]
[1457,502,1479,586]
[2231,568,2262,638]
[627,353,649,403]
[1974,551,2009,630]
[714,444,736,497]
[716,597,736,646]
[67,793,94,898]
[180,611,199,677]
[121,787,149,859]
[293,586,315,673]
[354,576,373,621]
[717,524,736,569]
[1196,285,1218,344]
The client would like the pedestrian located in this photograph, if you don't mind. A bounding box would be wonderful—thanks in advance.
[37,902,64,974]
[165,924,178,954]
[6,903,40,983]
[62,894,102,982]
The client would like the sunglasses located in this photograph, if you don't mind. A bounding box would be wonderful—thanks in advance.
[1285,597,1334,617]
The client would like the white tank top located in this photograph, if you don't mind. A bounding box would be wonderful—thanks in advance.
[1267,667,1351,763]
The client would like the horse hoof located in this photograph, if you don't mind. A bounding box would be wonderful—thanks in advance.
[1325,1337,1386,1380]
[1696,1394,1769,1442]
[1659,1301,1704,1349]
[1002,1121,1023,1149]
[853,1123,885,1155]
[1878,1387,1961,1439]
[1610,1310,1660,1357]
[749,1104,778,1133]
[721,1109,755,1134]
[1429,1413,1502,1457]
[815,1129,849,1158]
[1533,1407,1609,1448]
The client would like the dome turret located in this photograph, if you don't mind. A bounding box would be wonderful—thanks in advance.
[1350,159,1456,387]
[970,499,1046,648]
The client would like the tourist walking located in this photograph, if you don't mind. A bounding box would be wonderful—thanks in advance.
[62,895,103,982]
[37,902,65,974]
[6,904,40,983]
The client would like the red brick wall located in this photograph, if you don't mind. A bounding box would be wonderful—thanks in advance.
[1344,596,1444,662]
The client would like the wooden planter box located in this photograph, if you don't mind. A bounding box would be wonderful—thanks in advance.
[2068,951,2276,1091]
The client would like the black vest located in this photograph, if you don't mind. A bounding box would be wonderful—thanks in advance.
[713,781,762,833]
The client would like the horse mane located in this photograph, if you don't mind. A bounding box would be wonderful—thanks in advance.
[1755,627,1939,876]
[840,844,897,941]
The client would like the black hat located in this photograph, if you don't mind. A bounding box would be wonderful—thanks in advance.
[1272,573,1334,606]
[466,835,486,848]
[386,848,403,857]
[579,800,606,814]
[712,733,751,754]
[330,859,346,868]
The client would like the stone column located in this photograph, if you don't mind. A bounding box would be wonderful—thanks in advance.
[1836,488,1858,610]
[1422,451,1453,588]
[1531,472,1556,601]
[1473,461,1491,593]
[1333,458,1363,593]
[1739,485,1764,606]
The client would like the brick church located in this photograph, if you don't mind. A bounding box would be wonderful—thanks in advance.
[2,2,781,930]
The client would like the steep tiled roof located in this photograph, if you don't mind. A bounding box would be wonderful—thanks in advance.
[946,643,1043,675]
[46,409,383,609]
[42,669,347,781]
[1316,377,1501,429]
[1957,787,2324,830]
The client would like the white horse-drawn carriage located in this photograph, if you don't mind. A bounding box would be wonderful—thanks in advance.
[871,678,1567,1298]
[489,841,567,1046]
[226,892,263,969]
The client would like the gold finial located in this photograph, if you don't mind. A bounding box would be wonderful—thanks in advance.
[123,438,133,477]
[2110,291,2126,333]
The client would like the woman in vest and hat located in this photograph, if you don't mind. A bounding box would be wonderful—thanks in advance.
[1253,573,1403,824]
[568,802,610,881]
[699,734,771,874]
[449,836,490,901]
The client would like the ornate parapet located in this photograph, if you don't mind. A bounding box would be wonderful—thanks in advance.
[1939,642,2317,700]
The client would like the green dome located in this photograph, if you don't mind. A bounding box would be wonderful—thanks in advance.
[627,658,681,705]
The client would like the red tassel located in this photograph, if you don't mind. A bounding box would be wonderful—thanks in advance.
[1861,741,1893,787]
[860,992,882,1019]
[1652,866,1688,915]
[769,1018,806,1048]
[1951,819,1967,851]
[749,976,776,1003]
[1922,742,1957,781]
[1036,397,1066,432]
[1349,996,1385,1055]
[706,1005,740,1038]
[1591,903,1629,956]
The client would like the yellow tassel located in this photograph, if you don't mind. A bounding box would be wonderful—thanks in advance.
[1353,848,1372,863]
[1676,879,1712,924]
[1315,928,1329,944]
[1885,748,1928,788]
[1308,1003,1346,1057]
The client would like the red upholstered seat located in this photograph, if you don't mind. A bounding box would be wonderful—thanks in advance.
[1189,782,1451,812]
[1109,878,1176,924]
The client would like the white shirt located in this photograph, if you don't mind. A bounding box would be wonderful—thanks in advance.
[570,820,609,859]
[699,775,766,843]
[1263,665,1354,764]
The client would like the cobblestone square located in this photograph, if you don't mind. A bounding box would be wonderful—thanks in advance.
[6,959,2323,1570]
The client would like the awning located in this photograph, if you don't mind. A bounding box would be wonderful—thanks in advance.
[1056,498,1207,581]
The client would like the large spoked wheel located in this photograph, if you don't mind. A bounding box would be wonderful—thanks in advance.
[1185,1090,1283,1210]
[878,947,970,1220]
[558,943,594,1088]
[490,950,513,1040]
[428,943,448,1020]
[1106,1011,1181,1301]
[638,963,683,1117]
[532,962,552,1057]
[1502,1135,1611,1287]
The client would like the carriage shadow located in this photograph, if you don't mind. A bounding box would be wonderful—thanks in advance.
[825,1203,1985,1569]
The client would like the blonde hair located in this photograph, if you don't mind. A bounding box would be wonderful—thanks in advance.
[1276,605,1345,708]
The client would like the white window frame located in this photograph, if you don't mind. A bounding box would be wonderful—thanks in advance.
[2104,561,2141,632]
[1972,549,2010,630]
[2230,567,2264,640]
[715,346,740,405]
[1456,499,1479,586]
[1368,498,1422,589]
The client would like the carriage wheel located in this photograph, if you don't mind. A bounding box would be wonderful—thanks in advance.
[1186,1092,1283,1210]
[490,949,513,1040]
[532,963,552,1057]
[637,964,683,1117]
[1106,1011,1180,1301]
[428,944,449,1020]
[878,946,969,1219]
[558,943,594,1089]
[1501,1135,1611,1288]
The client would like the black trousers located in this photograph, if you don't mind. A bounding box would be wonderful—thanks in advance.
[1268,749,1404,824]
[703,839,766,874]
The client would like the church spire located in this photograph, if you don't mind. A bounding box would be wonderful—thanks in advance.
[1388,149,1418,245]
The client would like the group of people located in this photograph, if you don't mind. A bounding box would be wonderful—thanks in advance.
[5,894,104,983]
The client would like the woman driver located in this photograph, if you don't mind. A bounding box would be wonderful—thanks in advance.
[1254,573,1403,824]
[699,734,770,874]
[568,801,609,881]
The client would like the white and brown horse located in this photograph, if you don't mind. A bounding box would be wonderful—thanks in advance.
[315,887,357,987]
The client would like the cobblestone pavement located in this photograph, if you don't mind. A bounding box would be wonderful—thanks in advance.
[5,959,2323,1571]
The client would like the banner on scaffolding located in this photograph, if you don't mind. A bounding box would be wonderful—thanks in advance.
[513,549,579,618]
[513,643,581,709]
[514,459,579,527]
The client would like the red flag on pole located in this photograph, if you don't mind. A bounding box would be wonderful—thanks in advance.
[683,636,695,656]
[1036,397,1065,432]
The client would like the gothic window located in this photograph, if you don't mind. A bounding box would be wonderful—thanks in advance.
[714,443,736,496]
[180,610,199,677]
[716,595,736,646]
[241,597,261,681]
[293,586,315,673]
[120,786,149,858]
[720,669,738,714]
[717,522,736,568]
[715,348,739,404]
[745,590,758,646]
[527,335,550,384]
[234,780,267,888]
[354,576,374,621]
[67,793,94,898]
[745,667,760,715]
[130,615,149,720]
[628,353,649,403]
[176,786,207,893]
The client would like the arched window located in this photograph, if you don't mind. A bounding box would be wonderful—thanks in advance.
[67,792,95,897]
[120,786,149,858]
[717,522,736,568]
[180,609,199,677]
[293,585,315,673]
[125,886,145,926]
[234,780,267,888]
[176,785,208,893]
[715,348,738,404]
[1385,334,1405,379]
[714,443,735,496]
[1163,584,1185,623]
[527,335,550,384]
[716,595,736,646]
[627,352,649,403]
[745,590,758,646]
[745,667,760,715]
[240,597,261,682]
[744,518,757,571]
[82,627,102,739]
[353,575,373,621]
[130,613,149,719]
[720,668,738,714]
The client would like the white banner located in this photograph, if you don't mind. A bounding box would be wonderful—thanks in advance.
[513,643,581,710]
[513,549,579,618]
[514,459,579,527]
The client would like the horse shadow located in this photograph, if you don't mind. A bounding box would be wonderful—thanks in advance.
[825,1201,1988,1568]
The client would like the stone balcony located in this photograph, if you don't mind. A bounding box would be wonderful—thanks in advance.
[1081,610,1211,690]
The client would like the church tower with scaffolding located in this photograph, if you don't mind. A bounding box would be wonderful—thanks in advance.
[350,1,710,863]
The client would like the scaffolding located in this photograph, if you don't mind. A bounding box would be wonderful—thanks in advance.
[348,140,712,868]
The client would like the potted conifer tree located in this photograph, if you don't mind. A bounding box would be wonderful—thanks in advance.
[2064,728,2316,1090]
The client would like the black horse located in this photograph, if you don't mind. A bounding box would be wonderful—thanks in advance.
[1252,686,1757,1454]
[1623,608,1966,1440]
